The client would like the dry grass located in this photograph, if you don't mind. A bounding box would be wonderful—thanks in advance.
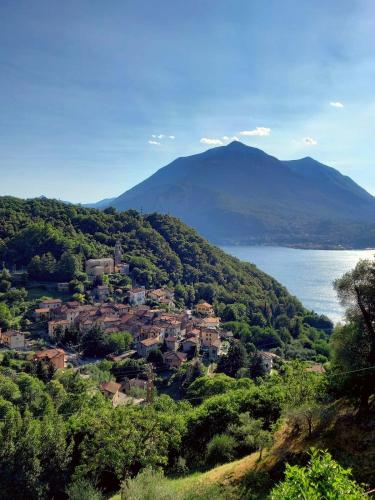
[110,400,375,499]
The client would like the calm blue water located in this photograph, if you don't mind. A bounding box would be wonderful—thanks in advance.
[221,246,375,323]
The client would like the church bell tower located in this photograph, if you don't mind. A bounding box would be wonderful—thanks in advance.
[114,240,122,267]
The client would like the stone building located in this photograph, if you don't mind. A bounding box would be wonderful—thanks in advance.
[85,258,114,279]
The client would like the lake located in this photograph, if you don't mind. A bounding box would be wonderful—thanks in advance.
[221,246,375,323]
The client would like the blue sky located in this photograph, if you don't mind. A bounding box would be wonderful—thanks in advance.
[0,0,374,202]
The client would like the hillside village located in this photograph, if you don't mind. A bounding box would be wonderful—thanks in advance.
[0,242,281,407]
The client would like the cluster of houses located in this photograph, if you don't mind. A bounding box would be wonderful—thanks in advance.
[1,242,282,381]
[34,291,230,370]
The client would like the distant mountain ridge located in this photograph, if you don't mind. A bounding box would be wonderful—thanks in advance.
[97,141,375,248]
[83,197,117,209]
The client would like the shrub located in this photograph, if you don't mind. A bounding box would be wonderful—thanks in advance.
[206,433,236,466]
[121,468,175,500]
[66,478,103,500]
[270,449,366,499]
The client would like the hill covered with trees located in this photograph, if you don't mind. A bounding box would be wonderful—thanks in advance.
[0,196,332,360]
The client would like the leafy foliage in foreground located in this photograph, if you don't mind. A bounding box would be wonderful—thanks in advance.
[271,449,367,499]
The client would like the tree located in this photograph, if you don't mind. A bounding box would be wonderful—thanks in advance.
[186,374,237,402]
[218,341,248,378]
[334,259,375,335]
[0,375,21,403]
[330,322,375,411]
[221,303,247,322]
[27,255,42,279]
[180,357,205,389]
[40,252,57,279]
[35,359,56,383]
[228,413,273,460]
[121,468,175,500]
[80,327,107,357]
[0,302,12,329]
[270,449,366,499]
[282,361,323,437]
[256,429,273,460]
[206,434,236,466]
[105,332,132,355]
[73,406,182,491]
[0,279,11,292]
[333,259,375,410]
[1,352,11,367]
[66,479,103,500]
[17,373,47,414]
[46,379,67,409]
[147,349,164,367]
[249,352,267,379]
[111,359,147,381]
[72,292,85,303]
[1,268,11,281]
[195,283,216,303]
[56,252,82,281]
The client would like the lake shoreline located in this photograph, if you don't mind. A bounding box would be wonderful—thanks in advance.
[221,245,375,323]
[219,243,375,251]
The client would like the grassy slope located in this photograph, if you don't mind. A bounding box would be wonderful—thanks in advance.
[110,400,375,499]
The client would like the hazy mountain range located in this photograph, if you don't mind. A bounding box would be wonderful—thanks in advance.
[88,141,375,248]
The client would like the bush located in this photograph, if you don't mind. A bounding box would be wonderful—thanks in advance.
[66,478,103,500]
[240,470,272,499]
[184,483,238,500]
[121,468,236,500]
[206,434,236,467]
[270,449,367,499]
[121,468,175,500]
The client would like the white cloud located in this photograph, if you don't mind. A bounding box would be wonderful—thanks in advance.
[303,137,318,145]
[200,137,223,145]
[330,101,344,108]
[168,135,175,140]
[222,135,240,142]
[148,140,161,145]
[239,127,271,137]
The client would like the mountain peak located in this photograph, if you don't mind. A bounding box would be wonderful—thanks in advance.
[223,140,269,158]
[94,144,375,248]
[226,140,248,149]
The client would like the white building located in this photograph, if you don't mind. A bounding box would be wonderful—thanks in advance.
[0,330,26,350]
[128,287,146,306]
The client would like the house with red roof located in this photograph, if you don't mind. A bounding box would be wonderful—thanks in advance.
[163,351,187,370]
[137,337,160,358]
[34,348,66,370]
